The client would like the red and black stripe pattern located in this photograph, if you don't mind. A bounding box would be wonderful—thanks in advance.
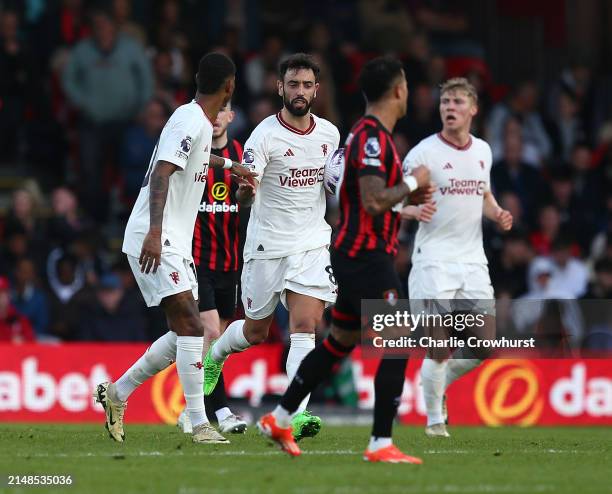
[193,139,244,272]
[333,116,403,258]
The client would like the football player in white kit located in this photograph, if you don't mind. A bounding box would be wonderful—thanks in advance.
[403,78,513,437]
[203,53,340,441]
[93,53,256,444]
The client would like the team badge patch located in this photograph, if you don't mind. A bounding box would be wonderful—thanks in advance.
[364,137,381,158]
[383,289,399,307]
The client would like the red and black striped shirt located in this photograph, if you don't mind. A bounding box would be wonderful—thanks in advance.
[333,116,403,258]
[192,139,245,272]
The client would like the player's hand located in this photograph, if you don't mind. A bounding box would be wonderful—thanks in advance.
[236,181,256,201]
[139,230,161,274]
[495,208,513,231]
[230,162,258,182]
[400,202,436,222]
[409,184,436,205]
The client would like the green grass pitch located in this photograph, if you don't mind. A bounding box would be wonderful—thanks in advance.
[0,424,610,494]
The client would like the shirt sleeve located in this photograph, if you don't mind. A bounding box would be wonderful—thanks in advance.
[402,144,426,176]
[241,126,268,183]
[353,128,388,179]
[156,107,204,170]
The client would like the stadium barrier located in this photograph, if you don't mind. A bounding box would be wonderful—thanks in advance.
[1,344,610,425]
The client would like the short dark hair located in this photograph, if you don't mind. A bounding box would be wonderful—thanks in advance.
[279,53,320,82]
[196,52,236,95]
[358,56,404,103]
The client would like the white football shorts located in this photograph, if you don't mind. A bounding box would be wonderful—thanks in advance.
[409,261,494,315]
[241,246,338,320]
[127,253,198,307]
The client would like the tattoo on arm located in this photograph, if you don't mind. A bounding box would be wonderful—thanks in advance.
[359,175,410,216]
[209,154,225,168]
[149,161,178,232]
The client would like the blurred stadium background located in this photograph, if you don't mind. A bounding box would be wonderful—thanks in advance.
[0,0,610,428]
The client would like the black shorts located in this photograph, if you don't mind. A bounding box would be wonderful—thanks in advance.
[197,268,239,320]
[330,249,404,331]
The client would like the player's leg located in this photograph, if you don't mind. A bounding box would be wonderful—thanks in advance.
[258,322,358,456]
[203,258,281,394]
[285,290,324,439]
[410,261,458,437]
[444,264,496,423]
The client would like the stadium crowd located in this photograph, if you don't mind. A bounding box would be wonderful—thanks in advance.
[0,0,610,348]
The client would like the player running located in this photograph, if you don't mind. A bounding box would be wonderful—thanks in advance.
[403,78,512,438]
[202,53,340,441]
[93,53,255,444]
[256,56,432,462]
[177,101,248,434]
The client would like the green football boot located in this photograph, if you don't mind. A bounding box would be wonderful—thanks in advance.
[203,343,225,396]
[291,410,322,441]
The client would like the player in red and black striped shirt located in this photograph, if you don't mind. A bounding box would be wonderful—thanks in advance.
[181,101,249,434]
[260,57,432,461]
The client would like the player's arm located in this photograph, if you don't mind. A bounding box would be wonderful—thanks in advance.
[209,153,258,180]
[140,161,178,274]
[360,165,431,216]
[483,190,512,231]
[400,202,437,223]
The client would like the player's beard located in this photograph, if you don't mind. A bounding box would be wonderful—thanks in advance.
[283,94,313,117]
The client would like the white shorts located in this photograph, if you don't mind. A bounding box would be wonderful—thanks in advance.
[127,253,198,307]
[409,261,494,314]
[241,247,337,320]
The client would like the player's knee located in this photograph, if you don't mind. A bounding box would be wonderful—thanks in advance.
[175,316,204,337]
[203,325,220,341]
[244,322,269,345]
[290,317,317,335]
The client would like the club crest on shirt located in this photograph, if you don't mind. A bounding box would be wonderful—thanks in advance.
[364,137,381,158]
[180,136,192,153]
[383,289,399,307]
[321,144,328,156]
[479,160,485,170]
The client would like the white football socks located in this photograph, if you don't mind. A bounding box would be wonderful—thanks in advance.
[421,358,446,426]
[446,353,482,389]
[272,405,292,428]
[286,333,315,414]
[176,336,208,428]
[368,436,392,451]
[215,407,232,422]
[211,319,250,362]
[113,331,177,402]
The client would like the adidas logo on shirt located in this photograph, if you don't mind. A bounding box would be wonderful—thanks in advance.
[443,162,453,170]
[284,148,295,157]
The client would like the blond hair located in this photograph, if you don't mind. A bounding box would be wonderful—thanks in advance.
[440,77,478,104]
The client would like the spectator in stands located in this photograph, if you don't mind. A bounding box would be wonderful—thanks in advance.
[112,0,147,46]
[529,204,561,256]
[398,82,438,147]
[46,250,87,340]
[62,8,153,220]
[76,272,147,341]
[11,257,50,337]
[402,31,430,89]
[3,185,47,247]
[46,186,92,248]
[358,0,413,52]
[0,276,35,343]
[546,88,586,161]
[491,130,549,226]
[548,234,589,298]
[151,50,186,108]
[119,98,170,204]
[487,81,552,166]
[0,8,36,163]
[490,230,533,297]
[244,34,286,96]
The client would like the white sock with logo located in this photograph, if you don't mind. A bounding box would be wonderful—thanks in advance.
[211,319,250,362]
[176,336,208,428]
[113,331,177,402]
[421,358,446,426]
[286,333,315,414]
[215,407,232,422]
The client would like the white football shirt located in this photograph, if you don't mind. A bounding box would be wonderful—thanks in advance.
[403,133,492,264]
[123,101,213,260]
[241,112,340,261]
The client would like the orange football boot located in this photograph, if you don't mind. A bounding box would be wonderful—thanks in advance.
[257,413,301,457]
[363,445,423,464]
